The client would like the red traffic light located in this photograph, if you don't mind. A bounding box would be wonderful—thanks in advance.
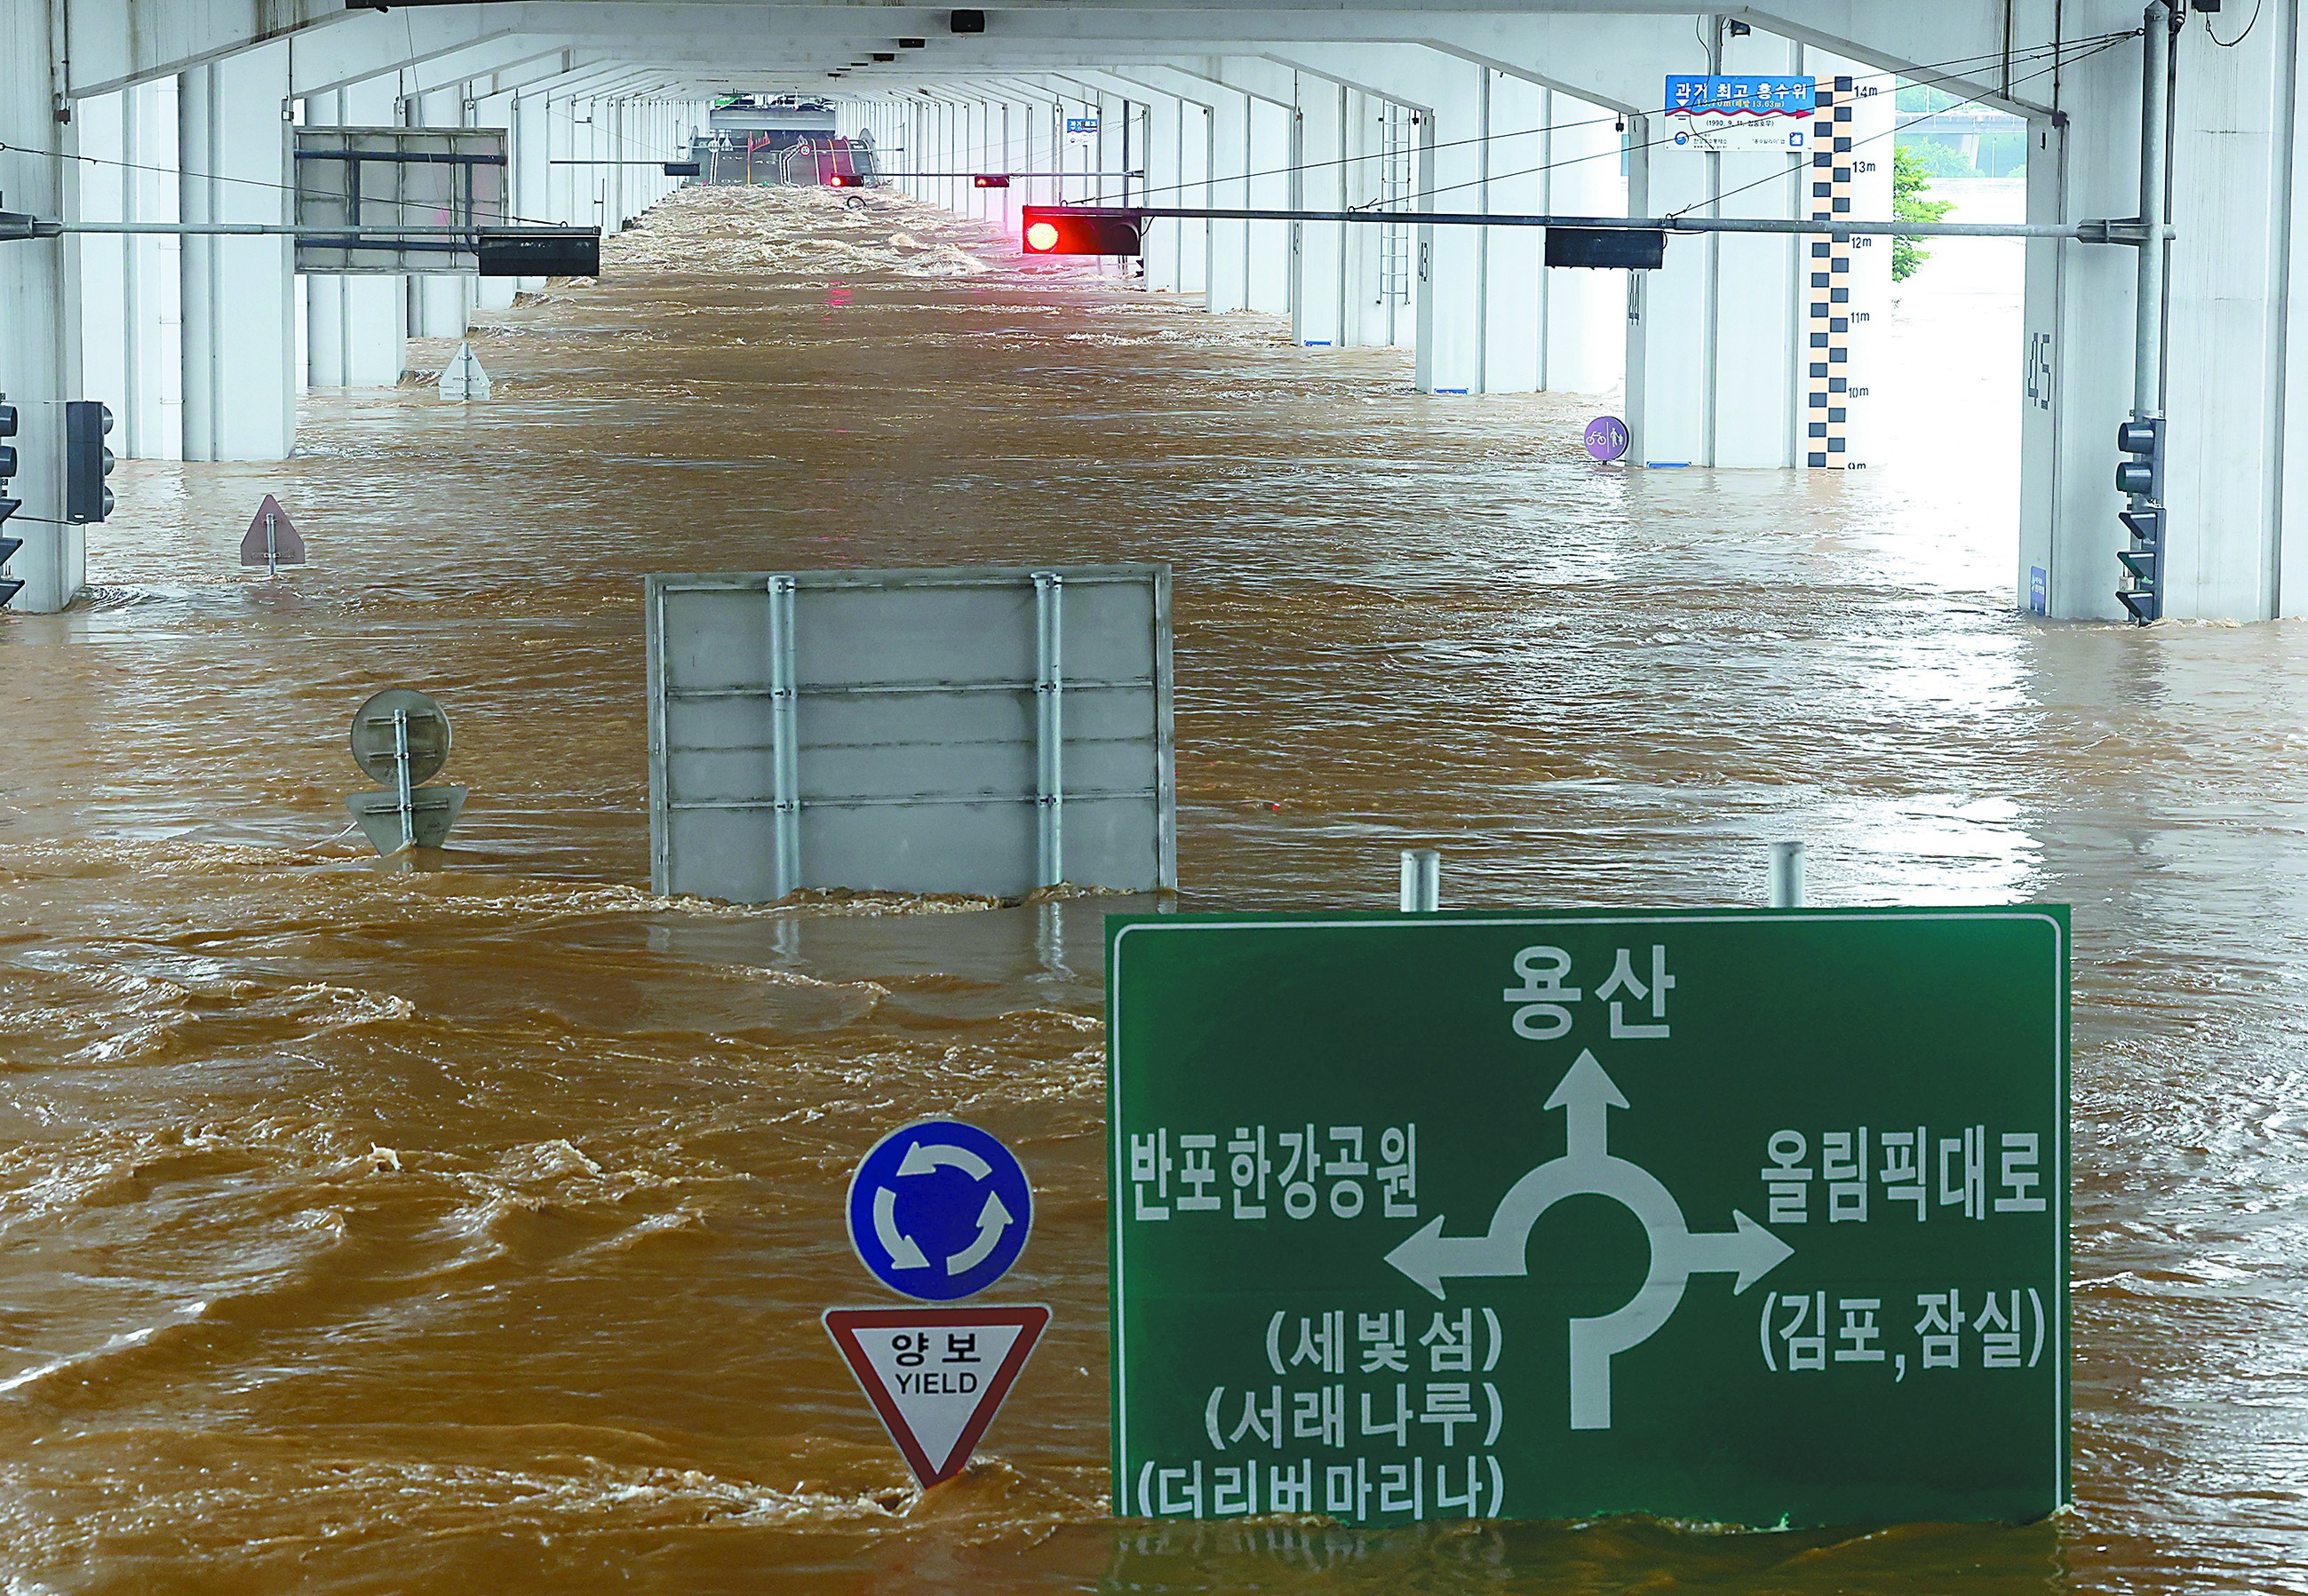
[973,174,1011,189]
[826,172,863,188]
[1019,206,1143,257]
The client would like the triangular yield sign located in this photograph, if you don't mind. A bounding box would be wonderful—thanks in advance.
[238,494,305,568]
[823,1303,1049,1488]
[438,340,491,401]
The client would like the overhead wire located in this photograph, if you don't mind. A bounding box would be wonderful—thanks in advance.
[1117,29,2124,216]
[1351,28,2128,217]
[866,29,2132,206]
[2204,0,2263,48]
[1667,28,2137,223]
[1,84,700,232]
[2,27,2135,232]
[0,136,574,231]
[1373,30,2132,211]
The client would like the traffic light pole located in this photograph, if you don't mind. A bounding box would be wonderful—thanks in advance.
[2,221,584,238]
[871,171,1145,179]
[1031,204,2155,244]
[2121,2,2171,624]
[2137,5,2169,425]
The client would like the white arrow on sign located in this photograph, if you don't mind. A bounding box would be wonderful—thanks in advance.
[875,1136,1018,1277]
[945,1190,1015,1276]
[898,1141,993,1180]
[1382,1049,1794,1430]
[873,1185,931,1270]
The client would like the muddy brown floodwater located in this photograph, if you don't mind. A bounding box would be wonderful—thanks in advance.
[1,184,2304,1593]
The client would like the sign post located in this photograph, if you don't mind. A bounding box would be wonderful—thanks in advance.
[828,1120,1048,1489]
[1107,908,2066,1527]
[238,493,305,576]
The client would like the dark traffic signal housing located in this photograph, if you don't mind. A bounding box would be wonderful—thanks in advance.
[2114,416,2163,499]
[64,400,115,525]
[2114,416,2165,624]
[0,395,20,608]
[1021,206,1143,257]
[973,174,1011,188]
[1546,226,1668,270]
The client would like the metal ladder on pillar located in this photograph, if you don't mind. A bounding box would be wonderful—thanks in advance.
[1376,103,1415,307]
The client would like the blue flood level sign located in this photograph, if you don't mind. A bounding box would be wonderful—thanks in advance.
[848,1120,1035,1300]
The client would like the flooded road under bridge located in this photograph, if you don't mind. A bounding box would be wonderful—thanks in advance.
[0,185,2302,1592]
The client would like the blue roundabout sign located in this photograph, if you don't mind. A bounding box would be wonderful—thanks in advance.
[845,1120,1034,1301]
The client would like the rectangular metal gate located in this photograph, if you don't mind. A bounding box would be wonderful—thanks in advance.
[646,564,1174,902]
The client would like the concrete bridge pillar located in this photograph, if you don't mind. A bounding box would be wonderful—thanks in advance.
[960,96,983,218]
[938,98,961,214]
[1544,90,1626,396]
[1112,75,1209,302]
[1340,89,1405,352]
[306,79,408,388]
[407,85,474,341]
[2025,12,2308,622]
[1479,71,1546,395]
[1418,64,1487,395]
[1246,91,1294,316]
[1199,78,1253,314]
[179,39,296,463]
[1625,29,1829,469]
[0,0,82,610]
[474,87,520,314]
[1291,73,1347,350]
[513,88,553,294]
[76,81,187,460]
[1269,46,1487,389]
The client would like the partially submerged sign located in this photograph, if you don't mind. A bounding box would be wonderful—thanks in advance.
[439,341,492,402]
[344,687,466,855]
[824,1304,1050,1487]
[830,1119,1048,1488]
[1583,416,1630,463]
[1107,908,2067,1527]
[645,564,1174,901]
[847,1120,1035,1302]
[239,494,305,571]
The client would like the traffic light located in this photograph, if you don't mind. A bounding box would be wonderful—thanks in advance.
[64,400,114,525]
[2114,416,2164,623]
[1020,206,1142,257]
[0,395,20,609]
[2114,417,2162,498]
[973,174,1011,189]
[826,172,864,188]
[1545,226,1667,270]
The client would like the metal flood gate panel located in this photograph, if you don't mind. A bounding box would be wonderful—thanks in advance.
[292,126,509,274]
[646,565,1174,901]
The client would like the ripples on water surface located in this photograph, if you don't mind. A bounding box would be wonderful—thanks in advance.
[0,184,2302,1592]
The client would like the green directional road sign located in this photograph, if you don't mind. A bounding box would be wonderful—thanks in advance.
[1106,908,2067,1529]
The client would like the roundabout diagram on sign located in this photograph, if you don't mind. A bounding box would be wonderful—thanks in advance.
[847,1120,1033,1302]
[1384,1050,1795,1430]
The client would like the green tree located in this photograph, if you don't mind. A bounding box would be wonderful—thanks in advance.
[1899,137,1979,181]
[1894,83,1962,114]
[1891,144,1954,282]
